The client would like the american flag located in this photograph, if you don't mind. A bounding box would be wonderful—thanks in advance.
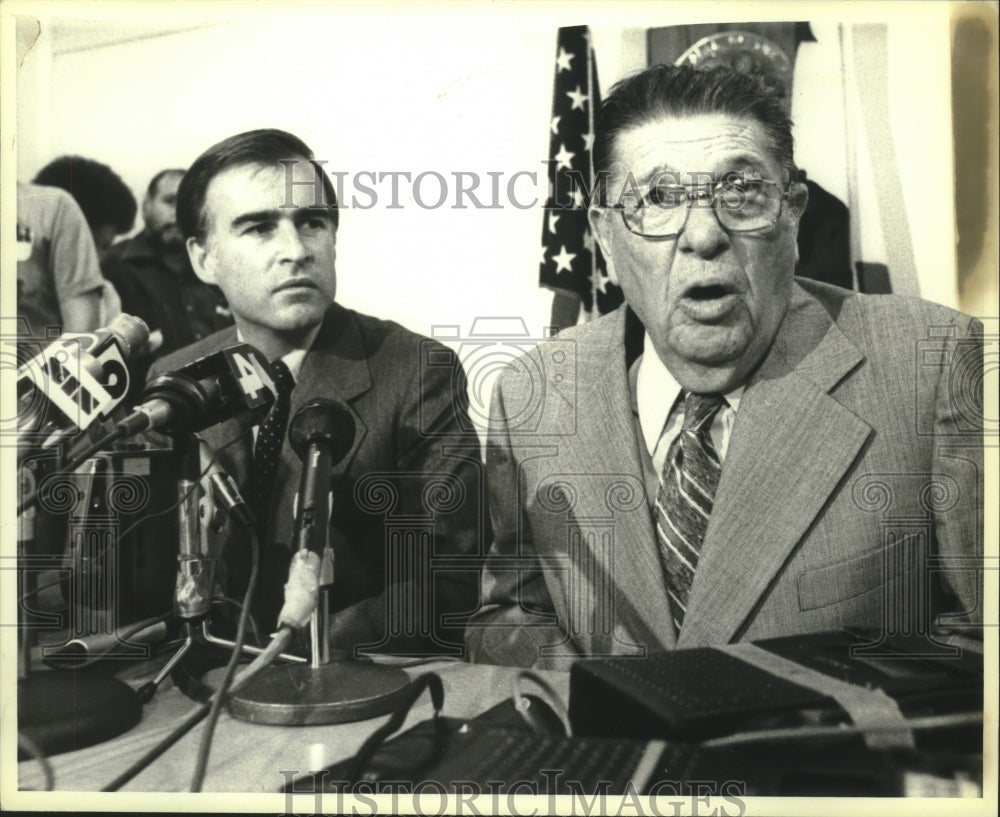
[538,25,623,321]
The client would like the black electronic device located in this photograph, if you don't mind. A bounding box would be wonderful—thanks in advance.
[568,628,982,750]
[282,629,984,798]
[282,682,981,797]
[26,446,178,631]
[17,438,177,761]
[282,694,664,796]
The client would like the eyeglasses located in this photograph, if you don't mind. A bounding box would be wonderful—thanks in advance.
[613,177,794,239]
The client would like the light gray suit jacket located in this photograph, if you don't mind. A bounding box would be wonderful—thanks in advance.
[465,280,983,668]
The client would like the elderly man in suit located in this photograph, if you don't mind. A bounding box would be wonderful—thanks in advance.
[151,129,484,655]
[466,65,983,668]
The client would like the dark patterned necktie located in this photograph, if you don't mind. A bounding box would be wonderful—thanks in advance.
[249,358,295,536]
[654,391,725,633]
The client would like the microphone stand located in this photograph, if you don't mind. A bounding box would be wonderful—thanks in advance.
[226,567,411,726]
[136,432,305,704]
[226,401,410,725]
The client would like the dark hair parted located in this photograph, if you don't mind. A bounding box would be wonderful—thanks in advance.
[176,128,339,241]
[592,64,796,188]
[33,155,137,234]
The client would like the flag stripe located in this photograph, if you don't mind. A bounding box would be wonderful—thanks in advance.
[538,25,623,319]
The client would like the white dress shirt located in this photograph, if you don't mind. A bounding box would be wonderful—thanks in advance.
[235,331,310,443]
[634,333,743,489]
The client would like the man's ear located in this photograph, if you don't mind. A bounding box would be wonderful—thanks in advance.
[787,180,809,222]
[588,205,614,256]
[187,236,216,285]
[588,205,620,285]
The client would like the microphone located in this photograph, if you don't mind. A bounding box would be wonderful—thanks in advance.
[198,438,253,530]
[278,400,356,630]
[116,344,276,438]
[229,398,409,726]
[174,435,256,621]
[43,617,170,668]
[288,399,357,559]
[17,313,149,448]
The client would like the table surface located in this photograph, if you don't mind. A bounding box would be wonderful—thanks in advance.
[16,631,987,798]
[18,653,567,793]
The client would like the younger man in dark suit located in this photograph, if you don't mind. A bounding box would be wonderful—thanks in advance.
[152,130,484,655]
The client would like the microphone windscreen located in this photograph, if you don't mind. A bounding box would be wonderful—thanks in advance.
[105,313,150,356]
[288,398,356,463]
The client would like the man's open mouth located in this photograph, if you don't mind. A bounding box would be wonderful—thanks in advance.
[685,284,733,301]
[679,283,740,321]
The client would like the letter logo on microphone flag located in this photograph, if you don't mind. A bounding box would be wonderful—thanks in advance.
[18,337,117,431]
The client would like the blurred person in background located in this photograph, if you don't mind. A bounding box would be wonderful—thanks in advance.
[33,155,138,324]
[33,155,137,253]
[16,181,105,341]
[103,168,234,393]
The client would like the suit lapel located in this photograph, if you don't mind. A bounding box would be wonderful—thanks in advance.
[290,304,372,477]
[560,310,677,652]
[679,285,871,647]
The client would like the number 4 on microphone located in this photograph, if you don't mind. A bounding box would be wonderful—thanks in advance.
[225,348,274,412]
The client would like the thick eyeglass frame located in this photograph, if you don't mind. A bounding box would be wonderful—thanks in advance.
[610,178,797,239]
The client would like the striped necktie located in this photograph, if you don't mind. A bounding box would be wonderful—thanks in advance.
[654,391,725,633]
[249,358,295,536]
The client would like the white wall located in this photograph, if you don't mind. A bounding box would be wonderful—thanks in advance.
[31,11,560,343]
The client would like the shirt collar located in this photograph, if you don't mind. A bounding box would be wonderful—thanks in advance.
[636,332,744,456]
[279,348,307,380]
[235,330,312,381]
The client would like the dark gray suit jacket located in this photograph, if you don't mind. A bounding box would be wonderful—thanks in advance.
[153,303,487,655]
[466,280,983,668]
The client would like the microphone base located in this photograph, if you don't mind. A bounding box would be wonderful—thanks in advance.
[225,661,411,726]
[18,672,142,759]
